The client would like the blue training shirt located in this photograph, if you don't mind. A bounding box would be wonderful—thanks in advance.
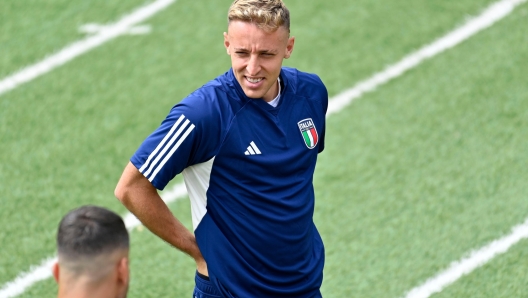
[131,67,328,297]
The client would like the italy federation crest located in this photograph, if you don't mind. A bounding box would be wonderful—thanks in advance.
[297,118,319,149]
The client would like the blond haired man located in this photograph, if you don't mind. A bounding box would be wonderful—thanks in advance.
[115,0,327,296]
[53,205,129,298]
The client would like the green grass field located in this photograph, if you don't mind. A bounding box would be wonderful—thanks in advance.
[1,0,527,297]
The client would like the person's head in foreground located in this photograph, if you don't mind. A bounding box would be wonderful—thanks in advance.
[224,0,295,102]
[53,205,129,298]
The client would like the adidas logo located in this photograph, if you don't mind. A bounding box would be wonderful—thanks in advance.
[244,141,261,155]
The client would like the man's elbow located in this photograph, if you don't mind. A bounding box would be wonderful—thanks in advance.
[114,162,153,207]
[114,182,129,205]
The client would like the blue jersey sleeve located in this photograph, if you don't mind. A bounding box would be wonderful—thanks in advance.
[130,94,222,190]
[318,81,328,153]
[299,70,328,154]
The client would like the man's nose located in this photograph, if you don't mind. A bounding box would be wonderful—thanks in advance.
[246,55,261,76]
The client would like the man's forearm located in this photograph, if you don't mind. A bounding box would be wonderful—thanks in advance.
[115,162,203,261]
[122,191,201,259]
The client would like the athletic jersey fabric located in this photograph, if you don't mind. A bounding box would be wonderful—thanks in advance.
[131,67,328,297]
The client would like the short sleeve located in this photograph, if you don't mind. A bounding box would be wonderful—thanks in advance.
[130,95,222,190]
[316,78,328,154]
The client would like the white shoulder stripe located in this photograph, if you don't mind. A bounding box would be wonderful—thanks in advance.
[149,124,195,182]
[139,114,186,173]
[143,119,191,178]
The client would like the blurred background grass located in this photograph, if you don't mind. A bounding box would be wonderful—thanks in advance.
[1,0,527,296]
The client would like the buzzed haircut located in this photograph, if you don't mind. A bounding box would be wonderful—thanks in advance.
[57,205,129,261]
[228,0,290,32]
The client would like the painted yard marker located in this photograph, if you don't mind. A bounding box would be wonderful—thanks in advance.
[1,0,526,296]
[0,182,187,298]
[0,0,177,97]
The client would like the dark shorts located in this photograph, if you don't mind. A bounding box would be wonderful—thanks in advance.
[193,271,222,298]
[192,271,323,298]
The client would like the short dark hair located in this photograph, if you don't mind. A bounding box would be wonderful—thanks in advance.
[57,205,129,260]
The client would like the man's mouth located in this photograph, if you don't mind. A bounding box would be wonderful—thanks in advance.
[246,77,263,83]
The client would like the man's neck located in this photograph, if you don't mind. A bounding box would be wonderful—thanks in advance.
[266,77,282,107]
[58,276,118,298]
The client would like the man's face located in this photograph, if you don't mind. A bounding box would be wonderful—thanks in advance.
[224,21,295,102]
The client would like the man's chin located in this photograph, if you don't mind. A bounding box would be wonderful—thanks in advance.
[242,89,264,99]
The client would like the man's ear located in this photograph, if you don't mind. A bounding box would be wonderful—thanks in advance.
[223,32,230,55]
[115,257,130,298]
[52,262,60,283]
[117,257,129,286]
[284,36,295,59]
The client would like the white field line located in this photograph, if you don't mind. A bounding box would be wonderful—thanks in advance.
[0,182,187,298]
[327,0,527,116]
[1,0,526,296]
[404,218,528,298]
[0,0,177,96]
[0,258,57,298]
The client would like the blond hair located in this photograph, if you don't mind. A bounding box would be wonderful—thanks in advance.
[228,0,290,32]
